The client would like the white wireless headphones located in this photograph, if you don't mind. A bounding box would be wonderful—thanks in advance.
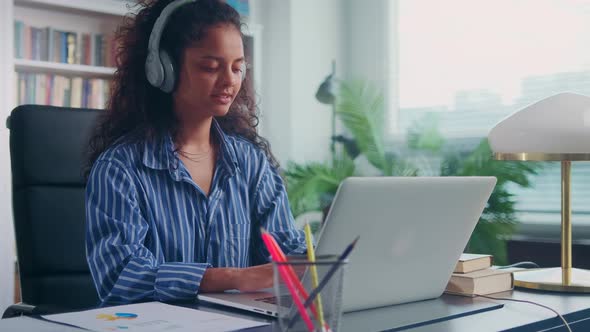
[145,0,246,93]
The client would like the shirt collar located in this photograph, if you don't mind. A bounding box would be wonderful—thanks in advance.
[141,119,239,175]
[212,119,239,176]
[141,133,172,170]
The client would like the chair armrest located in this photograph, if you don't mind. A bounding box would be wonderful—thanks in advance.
[2,302,37,319]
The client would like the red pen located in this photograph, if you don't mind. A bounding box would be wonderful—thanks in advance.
[261,231,315,332]
[266,232,332,331]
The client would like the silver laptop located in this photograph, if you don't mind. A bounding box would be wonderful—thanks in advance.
[198,176,496,316]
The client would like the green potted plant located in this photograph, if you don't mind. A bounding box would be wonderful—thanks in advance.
[285,80,540,264]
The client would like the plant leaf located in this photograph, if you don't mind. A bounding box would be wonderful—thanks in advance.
[336,80,388,171]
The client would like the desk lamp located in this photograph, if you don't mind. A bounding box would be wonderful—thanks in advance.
[488,92,590,292]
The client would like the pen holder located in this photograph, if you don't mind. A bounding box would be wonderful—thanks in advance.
[272,255,347,332]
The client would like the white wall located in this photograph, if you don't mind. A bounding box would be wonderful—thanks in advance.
[0,0,15,314]
[288,0,344,164]
[341,0,399,132]
[255,0,293,165]
[255,0,396,165]
[256,0,344,165]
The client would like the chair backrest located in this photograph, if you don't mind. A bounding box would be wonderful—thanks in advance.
[8,105,101,310]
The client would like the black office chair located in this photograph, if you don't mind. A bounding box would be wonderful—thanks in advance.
[3,105,101,318]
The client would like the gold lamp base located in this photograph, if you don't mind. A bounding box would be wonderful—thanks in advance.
[494,152,590,294]
[514,267,590,293]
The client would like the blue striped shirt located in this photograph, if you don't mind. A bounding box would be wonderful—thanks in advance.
[85,121,306,304]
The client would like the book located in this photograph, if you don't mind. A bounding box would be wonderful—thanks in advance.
[226,0,249,17]
[454,253,492,273]
[66,32,77,64]
[445,268,514,296]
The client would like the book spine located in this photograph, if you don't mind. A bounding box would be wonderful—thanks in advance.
[23,74,29,105]
[31,27,38,60]
[17,21,24,59]
[82,34,88,65]
[47,27,54,63]
[53,30,61,63]
[66,32,77,64]
[51,75,59,106]
[82,79,89,108]
[104,34,112,68]
[35,74,44,104]
[71,77,82,108]
[75,33,82,64]
[40,27,49,61]
[35,28,42,61]
[45,75,52,105]
[90,79,97,108]
[14,21,22,59]
[94,34,102,66]
[58,32,65,63]
[89,33,96,66]
[24,25,31,60]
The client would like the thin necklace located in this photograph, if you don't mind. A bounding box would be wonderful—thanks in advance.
[178,148,211,156]
[178,149,212,163]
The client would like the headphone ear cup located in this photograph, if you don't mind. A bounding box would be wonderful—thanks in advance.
[145,52,164,88]
[159,50,176,93]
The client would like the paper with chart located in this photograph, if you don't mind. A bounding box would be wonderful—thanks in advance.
[43,301,269,332]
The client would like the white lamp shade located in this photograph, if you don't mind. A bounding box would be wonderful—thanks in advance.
[488,92,590,154]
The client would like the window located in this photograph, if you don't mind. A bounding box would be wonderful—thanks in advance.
[395,0,590,233]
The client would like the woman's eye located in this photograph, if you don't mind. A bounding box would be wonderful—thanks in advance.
[201,67,218,73]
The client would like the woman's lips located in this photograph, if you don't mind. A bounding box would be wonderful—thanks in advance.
[211,93,232,105]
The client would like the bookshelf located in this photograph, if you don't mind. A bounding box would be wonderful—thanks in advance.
[14,59,116,77]
[0,0,262,309]
[0,0,133,309]
[11,0,129,109]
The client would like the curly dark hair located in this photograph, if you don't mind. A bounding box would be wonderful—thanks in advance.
[85,0,278,177]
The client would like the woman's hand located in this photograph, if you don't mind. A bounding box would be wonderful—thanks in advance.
[201,264,272,293]
[234,263,274,292]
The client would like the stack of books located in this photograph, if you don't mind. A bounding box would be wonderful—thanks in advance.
[445,253,514,296]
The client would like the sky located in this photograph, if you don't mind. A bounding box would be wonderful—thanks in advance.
[398,0,590,108]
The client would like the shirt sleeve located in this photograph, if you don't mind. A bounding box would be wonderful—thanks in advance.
[251,154,307,264]
[86,160,210,304]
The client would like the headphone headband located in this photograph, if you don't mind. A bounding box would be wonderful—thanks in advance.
[146,0,197,91]
[147,0,197,62]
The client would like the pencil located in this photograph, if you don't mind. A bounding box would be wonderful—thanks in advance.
[265,230,331,331]
[287,235,360,329]
[304,222,326,330]
[260,231,315,332]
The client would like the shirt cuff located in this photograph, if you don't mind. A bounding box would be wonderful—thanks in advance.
[154,262,211,301]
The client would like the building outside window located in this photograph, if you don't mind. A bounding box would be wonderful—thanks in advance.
[394,0,590,237]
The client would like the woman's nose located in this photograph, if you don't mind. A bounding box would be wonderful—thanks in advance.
[221,67,238,86]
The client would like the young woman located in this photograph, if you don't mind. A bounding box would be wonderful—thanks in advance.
[85,0,306,305]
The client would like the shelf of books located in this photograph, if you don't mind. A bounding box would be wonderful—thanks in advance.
[14,0,132,17]
[12,1,126,109]
[15,72,110,109]
[14,20,118,68]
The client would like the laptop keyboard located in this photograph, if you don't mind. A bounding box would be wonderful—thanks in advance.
[255,295,293,306]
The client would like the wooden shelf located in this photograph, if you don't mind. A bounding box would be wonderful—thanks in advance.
[14,59,115,78]
[14,0,133,17]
